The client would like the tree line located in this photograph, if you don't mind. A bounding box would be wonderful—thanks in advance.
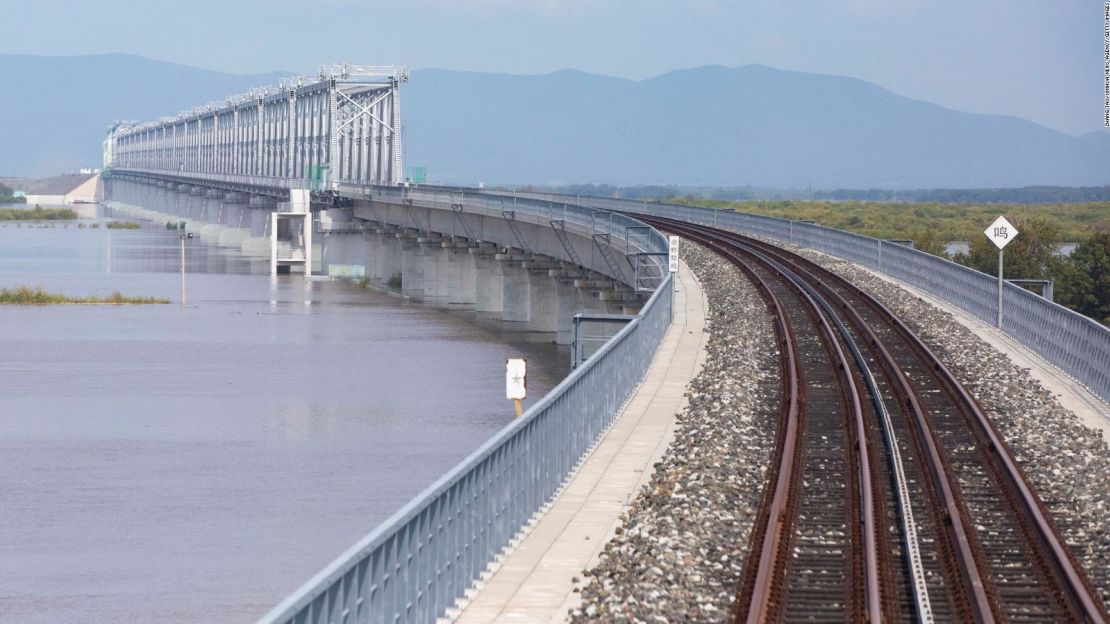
[912,219,1110,326]
[0,181,25,203]
[521,184,1110,204]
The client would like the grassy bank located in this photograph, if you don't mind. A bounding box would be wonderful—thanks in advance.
[0,206,79,221]
[671,198,1110,243]
[0,286,170,305]
[105,221,140,229]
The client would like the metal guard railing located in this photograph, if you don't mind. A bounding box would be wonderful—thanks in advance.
[507,190,1110,405]
[258,248,673,623]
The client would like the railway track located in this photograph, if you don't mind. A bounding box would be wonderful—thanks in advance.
[635,215,1106,623]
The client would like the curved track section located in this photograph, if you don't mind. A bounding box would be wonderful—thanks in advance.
[639,215,1107,624]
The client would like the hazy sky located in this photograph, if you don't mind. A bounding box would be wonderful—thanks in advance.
[0,0,1101,135]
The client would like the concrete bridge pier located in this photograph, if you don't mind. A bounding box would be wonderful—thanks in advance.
[319,228,370,279]
[200,190,228,242]
[399,236,425,299]
[134,182,151,213]
[178,187,194,221]
[156,187,173,220]
[153,186,173,219]
[242,198,275,257]
[364,231,388,283]
[182,187,206,233]
[447,243,478,308]
[218,195,252,248]
[173,185,193,222]
[526,271,559,334]
[473,252,504,316]
[377,233,401,287]
[500,259,531,323]
[420,241,451,306]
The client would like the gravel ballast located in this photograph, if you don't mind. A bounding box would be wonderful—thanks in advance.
[772,238,1110,605]
[571,230,1110,620]
[569,242,779,623]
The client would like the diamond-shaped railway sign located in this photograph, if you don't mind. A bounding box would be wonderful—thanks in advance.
[985,215,1019,250]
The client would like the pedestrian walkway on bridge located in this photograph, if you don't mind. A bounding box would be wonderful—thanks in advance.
[446,260,709,623]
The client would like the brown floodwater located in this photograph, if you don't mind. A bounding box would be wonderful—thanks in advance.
[0,210,567,623]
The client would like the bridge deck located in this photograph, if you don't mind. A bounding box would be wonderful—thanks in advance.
[446,260,708,623]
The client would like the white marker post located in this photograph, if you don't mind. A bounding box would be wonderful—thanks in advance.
[180,231,193,306]
[668,235,680,292]
[984,216,1019,328]
[506,357,527,418]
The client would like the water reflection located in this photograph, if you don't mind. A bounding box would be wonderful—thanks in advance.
[0,204,568,623]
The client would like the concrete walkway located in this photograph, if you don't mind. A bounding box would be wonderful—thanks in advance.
[862,267,1110,437]
[447,261,709,623]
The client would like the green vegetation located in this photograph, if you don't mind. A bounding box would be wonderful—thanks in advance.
[671,197,1110,326]
[536,183,1110,205]
[0,181,26,204]
[1059,233,1110,325]
[0,205,78,221]
[657,196,1110,326]
[0,286,170,305]
[672,198,1110,243]
[956,225,1110,325]
[166,221,186,230]
[105,221,140,229]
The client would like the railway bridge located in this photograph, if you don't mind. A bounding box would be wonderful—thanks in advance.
[101,65,1110,623]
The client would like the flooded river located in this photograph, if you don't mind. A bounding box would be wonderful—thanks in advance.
[0,206,567,623]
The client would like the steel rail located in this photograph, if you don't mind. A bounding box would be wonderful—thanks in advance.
[742,238,937,624]
[656,215,1107,623]
[730,225,1108,623]
[653,217,989,622]
[666,226,881,622]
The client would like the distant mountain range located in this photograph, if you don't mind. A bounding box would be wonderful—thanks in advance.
[2,54,1107,189]
[0,54,286,178]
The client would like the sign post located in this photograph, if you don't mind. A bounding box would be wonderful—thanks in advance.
[984,216,1019,329]
[506,358,527,417]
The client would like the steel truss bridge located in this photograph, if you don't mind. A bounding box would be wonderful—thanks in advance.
[107,63,408,191]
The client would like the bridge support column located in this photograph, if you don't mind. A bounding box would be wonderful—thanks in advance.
[166,186,186,222]
[180,188,204,234]
[242,197,275,257]
[218,197,252,248]
[448,248,477,308]
[366,233,388,282]
[555,281,581,345]
[153,187,169,221]
[527,272,559,334]
[501,262,531,323]
[387,235,403,286]
[320,230,368,279]
[474,253,503,315]
[421,244,451,305]
[400,238,425,299]
[200,191,228,243]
